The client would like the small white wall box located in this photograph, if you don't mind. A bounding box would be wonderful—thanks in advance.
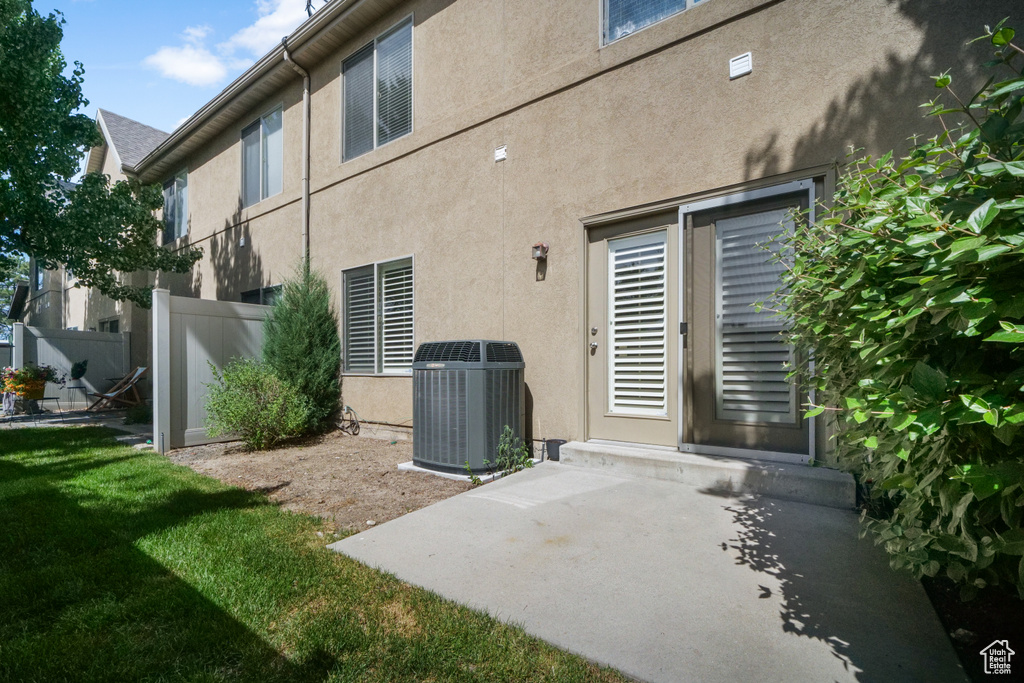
[239,235,246,247]
[495,145,508,162]
[730,52,753,79]
[532,242,549,260]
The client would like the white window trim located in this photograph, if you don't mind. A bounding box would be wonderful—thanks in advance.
[601,0,705,46]
[240,103,284,208]
[340,14,415,163]
[341,254,415,376]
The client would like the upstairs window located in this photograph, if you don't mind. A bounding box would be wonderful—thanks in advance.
[342,17,413,161]
[604,0,705,44]
[343,258,414,373]
[163,170,188,244]
[242,107,283,207]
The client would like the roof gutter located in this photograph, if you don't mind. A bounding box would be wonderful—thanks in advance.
[131,0,367,179]
[283,38,311,267]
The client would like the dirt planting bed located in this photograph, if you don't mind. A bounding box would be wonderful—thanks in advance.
[168,431,471,534]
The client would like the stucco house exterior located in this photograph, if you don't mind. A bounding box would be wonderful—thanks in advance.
[37,0,1024,464]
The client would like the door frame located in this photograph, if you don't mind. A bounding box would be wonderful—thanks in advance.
[677,179,816,465]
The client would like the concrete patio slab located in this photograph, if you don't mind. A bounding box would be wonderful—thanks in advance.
[330,462,965,683]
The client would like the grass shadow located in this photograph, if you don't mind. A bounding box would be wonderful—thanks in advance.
[0,427,332,682]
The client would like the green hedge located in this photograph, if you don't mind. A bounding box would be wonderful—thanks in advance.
[779,23,1024,599]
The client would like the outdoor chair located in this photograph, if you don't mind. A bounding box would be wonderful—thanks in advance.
[87,367,147,412]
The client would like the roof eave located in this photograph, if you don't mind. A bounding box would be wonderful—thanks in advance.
[131,0,368,180]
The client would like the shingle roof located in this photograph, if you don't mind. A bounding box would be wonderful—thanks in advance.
[98,109,170,170]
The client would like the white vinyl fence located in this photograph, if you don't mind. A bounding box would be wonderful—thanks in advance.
[152,289,269,453]
[11,323,130,408]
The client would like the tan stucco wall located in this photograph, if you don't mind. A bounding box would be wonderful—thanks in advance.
[155,0,1021,442]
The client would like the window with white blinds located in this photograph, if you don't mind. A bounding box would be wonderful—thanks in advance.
[342,45,374,160]
[343,258,414,374]
[604,0,706,44]
[241,107,283,208]
[342,17,413,161]
[714,208,796,424]
[608,232,668,416]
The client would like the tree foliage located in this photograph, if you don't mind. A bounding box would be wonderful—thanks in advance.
[0,0,200,308]
[779,22,1024,599]
[262,266,342,432]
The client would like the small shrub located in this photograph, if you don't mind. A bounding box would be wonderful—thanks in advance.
[204,358,309,451]
[262,265,341,433]
[778,23,1024,599]
[490,425,534,478]
[123,402,151,425]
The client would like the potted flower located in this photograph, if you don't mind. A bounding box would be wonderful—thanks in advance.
[3,364,66,399]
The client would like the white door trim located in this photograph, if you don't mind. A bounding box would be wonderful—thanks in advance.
[678,179,816,465]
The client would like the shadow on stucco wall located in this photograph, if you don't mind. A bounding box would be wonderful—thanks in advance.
[744,1,1023,182]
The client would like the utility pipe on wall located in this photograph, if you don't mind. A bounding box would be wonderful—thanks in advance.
[282,38,311,265]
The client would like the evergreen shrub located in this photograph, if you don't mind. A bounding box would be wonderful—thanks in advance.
[262,266,342,432]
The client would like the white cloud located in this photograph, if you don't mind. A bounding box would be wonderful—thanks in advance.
[144,44,227,87]
[219,0,308,58]
[143,2,308,88]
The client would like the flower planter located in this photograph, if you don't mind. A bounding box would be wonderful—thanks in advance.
[20,381,46,400]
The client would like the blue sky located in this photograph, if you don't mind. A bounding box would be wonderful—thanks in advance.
[46,0,316,134]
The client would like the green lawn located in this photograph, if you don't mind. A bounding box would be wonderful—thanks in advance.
[0,427,623,683]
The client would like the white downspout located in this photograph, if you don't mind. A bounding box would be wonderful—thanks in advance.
[282,38,311,265]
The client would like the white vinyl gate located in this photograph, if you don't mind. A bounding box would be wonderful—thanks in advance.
[152,289,269,453]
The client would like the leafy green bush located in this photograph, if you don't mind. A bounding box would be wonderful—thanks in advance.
[262,265,341,433]
[204,358,309,451]
[778,23,1024,599]
[491,425,534,477]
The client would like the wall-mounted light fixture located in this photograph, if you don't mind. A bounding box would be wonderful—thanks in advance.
[532,242,549,261]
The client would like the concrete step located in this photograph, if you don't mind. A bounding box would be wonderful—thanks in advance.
[559,441,856,510]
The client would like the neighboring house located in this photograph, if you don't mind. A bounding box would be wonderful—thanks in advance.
[125,1,1024,459]
[21,178,79,330]
[22,110,171,394]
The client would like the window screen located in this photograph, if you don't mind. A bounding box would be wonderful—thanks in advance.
[342,18,413,161]
[163,171,188,243]
[343,44,375,161]
[241,121,261,207]
[262,109,282,199]
[605,0,700,43]
[241,285,282,306]
[714,208,797,423]
[376,20,413,146]
[162,180,177,244]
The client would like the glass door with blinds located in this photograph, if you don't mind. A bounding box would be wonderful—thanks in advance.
[680,186,811,461]
[586,212,679,447]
